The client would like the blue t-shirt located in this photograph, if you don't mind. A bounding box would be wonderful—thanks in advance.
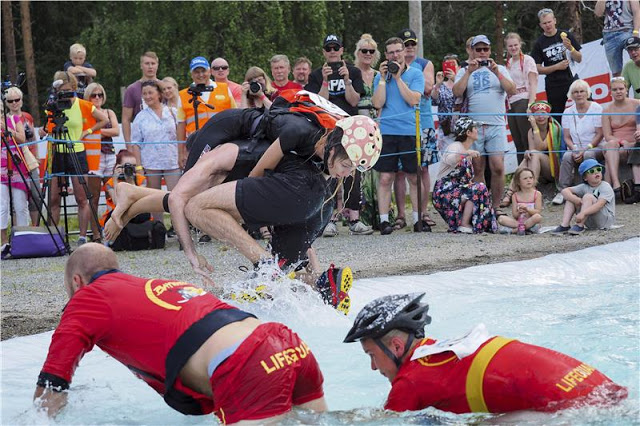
[454,65,512,126]
[409,58,434,130]
[374,66,425,136]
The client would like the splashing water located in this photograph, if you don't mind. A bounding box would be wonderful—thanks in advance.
[2,239,638,425]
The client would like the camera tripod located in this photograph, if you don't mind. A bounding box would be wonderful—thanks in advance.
[187,85,215,131]
[42,111,102,249]
[1,100,67,256]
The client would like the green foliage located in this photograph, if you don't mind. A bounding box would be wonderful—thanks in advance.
[2,1,605,124]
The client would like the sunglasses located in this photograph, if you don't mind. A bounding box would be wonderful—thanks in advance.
[90,93,104,99]
[324,45,341,52]
[6,99,21,104]
[212,65,229,71]
[474,47,490,52]
[585,166,603,174]
[360,49,375,55]
[404,41,417,47]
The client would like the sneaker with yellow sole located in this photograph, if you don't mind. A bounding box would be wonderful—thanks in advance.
[315,264,353,315]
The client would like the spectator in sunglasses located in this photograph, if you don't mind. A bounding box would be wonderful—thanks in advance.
[553,159,615,235]
[305,34,365,116]
[531,8,582,117]
[211,57,243,104]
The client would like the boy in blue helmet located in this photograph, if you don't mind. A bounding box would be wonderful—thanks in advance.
[552,159,616,235]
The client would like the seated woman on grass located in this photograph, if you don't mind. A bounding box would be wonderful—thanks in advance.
[497,167,543,234]
[432,117,497,234]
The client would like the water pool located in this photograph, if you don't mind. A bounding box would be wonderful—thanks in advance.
[2,239,638,425]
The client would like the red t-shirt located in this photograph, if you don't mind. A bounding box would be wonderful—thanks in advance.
[271,80,303,101]
[40,272,238,413]
[386,337,626,413]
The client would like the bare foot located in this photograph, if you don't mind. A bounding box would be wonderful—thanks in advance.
[103,217,123,242]
[110,182,138,228]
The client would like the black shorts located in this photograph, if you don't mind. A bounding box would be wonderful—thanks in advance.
[51,150,89,176]
[235,159,333,264]
[372,135,417,174]
[184,108,264,172]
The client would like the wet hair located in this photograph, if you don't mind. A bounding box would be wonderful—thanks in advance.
[513,167,537,192]
[83,82,108,104]
[354,33,381,68]
[53,70,78,91]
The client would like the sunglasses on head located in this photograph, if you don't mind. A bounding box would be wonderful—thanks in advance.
[6,99,20,104]
[90,93,104,99]
[212,65,229,71]
[360,48,375,55]
[474,47,490,52]
[324,45,341,52]
[585,166,603,174]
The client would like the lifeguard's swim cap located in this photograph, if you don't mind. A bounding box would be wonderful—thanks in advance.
[344,292,431,343]
[335,115,382,172]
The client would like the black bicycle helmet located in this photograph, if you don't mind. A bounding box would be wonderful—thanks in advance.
[343,293,431,343]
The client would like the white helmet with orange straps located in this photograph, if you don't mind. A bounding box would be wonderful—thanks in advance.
[336,115,382,172]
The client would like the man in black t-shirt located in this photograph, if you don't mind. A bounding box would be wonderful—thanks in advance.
[531,8,583,116]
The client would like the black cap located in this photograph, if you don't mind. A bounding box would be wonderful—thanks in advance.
[323,34,343,48]
[397,28,418,43]
[624,36,640,50]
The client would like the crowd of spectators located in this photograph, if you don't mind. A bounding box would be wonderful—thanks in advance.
[2,4,640,255]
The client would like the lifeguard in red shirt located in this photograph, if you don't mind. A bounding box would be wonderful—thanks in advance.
[344,293,627,414]
[34,243,327,424]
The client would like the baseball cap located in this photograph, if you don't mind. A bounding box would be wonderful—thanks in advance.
[323,34,343,48]
[624,36,640,50]
[471,35,491,47]
[398,28,418,44]
[578,159,604,177]
[189,56,210,72]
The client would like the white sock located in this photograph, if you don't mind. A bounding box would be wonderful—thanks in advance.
[379,214,389,223]
[412,211,419,225]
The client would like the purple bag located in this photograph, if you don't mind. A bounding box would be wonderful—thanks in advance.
[8,226,66,258]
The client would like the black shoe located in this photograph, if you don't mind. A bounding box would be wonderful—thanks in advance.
[199,234,212,243]
[379,221,393,235]
[413,220,432,232]
[166,226,176,238]
[624,191,640,204]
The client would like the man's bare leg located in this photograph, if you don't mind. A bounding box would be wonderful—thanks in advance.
[104,183,168,241]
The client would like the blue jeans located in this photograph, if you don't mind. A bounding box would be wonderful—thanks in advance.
[603,30,633,75]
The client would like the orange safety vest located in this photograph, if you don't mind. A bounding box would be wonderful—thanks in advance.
[178,82,232,135]
[45,98,101,172]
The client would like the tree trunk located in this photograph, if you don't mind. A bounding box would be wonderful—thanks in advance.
[408,0,424,58]
[20,0,40,125]
[2,1,18,82]
[567,1,583,43]
[494,1,504,64]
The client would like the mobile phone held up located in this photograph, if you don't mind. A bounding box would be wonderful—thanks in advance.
[328,61,342,79]
[442,59,457,75]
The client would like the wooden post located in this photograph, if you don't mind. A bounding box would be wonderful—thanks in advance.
[567,1,583,43]
[494,1,505,64]
[20,0,40,125]
[408,0,423,58]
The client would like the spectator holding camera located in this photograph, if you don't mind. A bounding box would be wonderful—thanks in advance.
[269,54,302,100]
[42,71,108,246]
[371,36,425,234]
[431,54,458,156]
[176,56,236,168]
[99,149,146,227]
[240,66,275,109]
[131,80,179,223]
[63,43,96,96]
[305,34,365,115]
[453,35,515,214]
[83,83,120,243]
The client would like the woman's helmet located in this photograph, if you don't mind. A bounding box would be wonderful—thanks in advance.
[344,293,431,343]
[336,115,382,172]
[453,116,476,141]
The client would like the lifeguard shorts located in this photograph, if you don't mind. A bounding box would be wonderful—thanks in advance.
[210,322,324,424]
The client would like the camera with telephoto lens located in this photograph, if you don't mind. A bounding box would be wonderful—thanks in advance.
[187,83,214,96]
[118,163,136,181]
[249,81,263,94]
[387,61,400,75]
[478,60,490,67]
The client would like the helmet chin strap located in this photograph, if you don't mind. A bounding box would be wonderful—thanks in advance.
[374,333,416,368]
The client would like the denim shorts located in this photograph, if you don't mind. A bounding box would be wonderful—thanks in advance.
[603,30,633,75]
[471,124,507,154]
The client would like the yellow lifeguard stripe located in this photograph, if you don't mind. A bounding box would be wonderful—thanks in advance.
[465,337,515,412]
